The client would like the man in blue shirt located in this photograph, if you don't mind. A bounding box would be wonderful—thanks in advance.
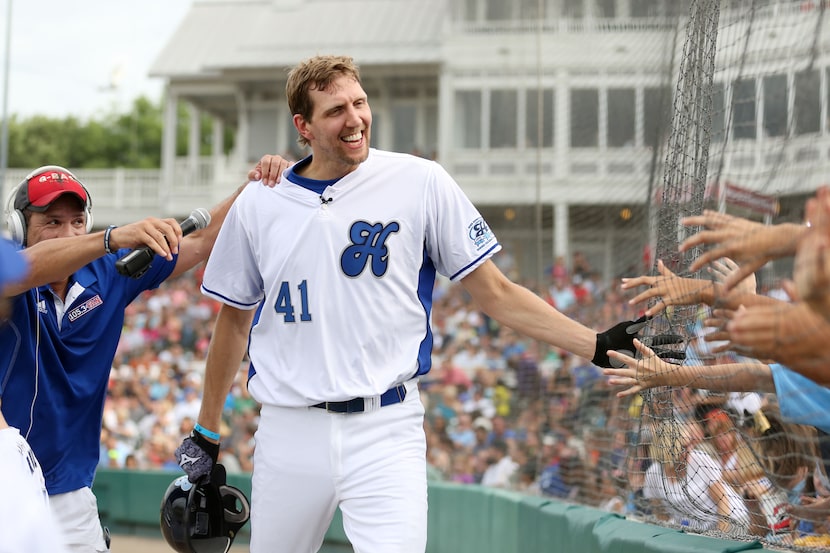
[0,237,71,553]
[0,162,289,553]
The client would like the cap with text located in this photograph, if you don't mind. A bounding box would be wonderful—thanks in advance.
[14,167,88,212]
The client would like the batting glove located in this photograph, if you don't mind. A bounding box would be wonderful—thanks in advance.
[592,316,685,368]
[175,430,220,483]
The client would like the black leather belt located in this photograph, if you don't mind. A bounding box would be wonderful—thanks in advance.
[312,383,407,414]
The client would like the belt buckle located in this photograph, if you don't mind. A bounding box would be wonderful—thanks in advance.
[362,395,381,413]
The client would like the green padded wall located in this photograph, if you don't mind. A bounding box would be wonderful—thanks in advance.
[93,470,777,553]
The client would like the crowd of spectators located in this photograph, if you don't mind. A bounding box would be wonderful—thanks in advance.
[100,249,638,494]
[98,244,830,546]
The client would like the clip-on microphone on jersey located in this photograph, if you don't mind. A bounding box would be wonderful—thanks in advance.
[115,208,211,279]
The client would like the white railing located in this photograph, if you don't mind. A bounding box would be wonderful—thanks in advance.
[1,158,249,228]
[452,17,680,34]
[3,137,828,228]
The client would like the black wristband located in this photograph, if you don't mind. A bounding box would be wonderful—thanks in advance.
[190,429,220,462]
[592,333,611,367]
[104,225,117,254]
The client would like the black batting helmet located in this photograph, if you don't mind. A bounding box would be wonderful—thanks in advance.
[160,464,250,553]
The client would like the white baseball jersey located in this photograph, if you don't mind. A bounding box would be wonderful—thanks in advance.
[0,427,68,553]
[202,149,500,407]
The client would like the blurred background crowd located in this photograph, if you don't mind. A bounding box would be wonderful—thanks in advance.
[99,248,830,546]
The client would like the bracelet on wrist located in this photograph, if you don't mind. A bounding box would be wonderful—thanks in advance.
[104,225,118,254]
[194,422,220,441]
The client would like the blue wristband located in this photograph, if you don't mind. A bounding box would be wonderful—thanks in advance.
[194,423,220,441]
[104,225,117,254]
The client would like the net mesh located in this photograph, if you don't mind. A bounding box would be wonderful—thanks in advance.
[618,0,830,545]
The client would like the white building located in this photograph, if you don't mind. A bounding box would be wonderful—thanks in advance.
[17,0,830,282]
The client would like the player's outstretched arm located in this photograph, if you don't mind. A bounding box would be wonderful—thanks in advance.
[459,260,675,368]
[679,210,807,288]
[460,260,597,361]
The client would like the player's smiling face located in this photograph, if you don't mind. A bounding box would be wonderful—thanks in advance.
[297,75,372,179]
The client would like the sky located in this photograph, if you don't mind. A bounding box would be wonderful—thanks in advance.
[2,0,193,119]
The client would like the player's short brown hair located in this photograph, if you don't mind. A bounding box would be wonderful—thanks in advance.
[286,55,362,147]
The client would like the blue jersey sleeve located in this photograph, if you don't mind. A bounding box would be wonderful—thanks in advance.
[770,363,830,435]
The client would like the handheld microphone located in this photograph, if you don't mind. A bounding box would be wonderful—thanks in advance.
[115,208,211,279]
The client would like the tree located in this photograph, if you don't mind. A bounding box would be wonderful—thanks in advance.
[6,96,234,169]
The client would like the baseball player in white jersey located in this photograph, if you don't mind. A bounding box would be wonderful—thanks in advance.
[175,55,649,552]
[0,237,68,553]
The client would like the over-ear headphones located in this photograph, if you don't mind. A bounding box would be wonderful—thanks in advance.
[4,165,93,246]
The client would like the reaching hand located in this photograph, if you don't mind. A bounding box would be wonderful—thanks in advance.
[175,430,220,484]
[622,259,714,317]
[679,210,804,289]
[722,302,830,381]
[604,339,682,397]
[592,315,685,368]
[796,187,830,321]
[708,257,756,297]
[247,154,294,186]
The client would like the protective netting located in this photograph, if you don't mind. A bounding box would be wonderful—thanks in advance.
[621,0,830,547]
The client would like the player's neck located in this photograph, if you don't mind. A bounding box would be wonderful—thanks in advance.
[300,155,361,181]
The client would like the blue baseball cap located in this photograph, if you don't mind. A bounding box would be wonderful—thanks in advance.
[0,237,28,288]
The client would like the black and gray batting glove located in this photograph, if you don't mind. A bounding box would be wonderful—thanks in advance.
[592,315,685,368]
[175,430,220,483]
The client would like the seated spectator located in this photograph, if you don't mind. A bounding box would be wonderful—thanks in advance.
[448,412,477,450]
[643,419,750,534]
[539,445,582,501]
[480,440,518,489]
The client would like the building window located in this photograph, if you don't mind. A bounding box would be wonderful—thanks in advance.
[392,104,418,155]
[665,1,688,17]
[631,0,660,17]
[794,69,820,136]
[644,86,671,148]
[519,0,545,19]
[607,88,636,147]
[455,90,482,149]
[490,90,518,148]
[486,0,512,20]
[526,88,554,148]
[461,0,478,21]
[562,0,584,18]
[596,0,616,17]
[731,78,756,140]
[424,104,438,159]
[571,88,599,148]
[763,74,787,138]
[711,82,725,143]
